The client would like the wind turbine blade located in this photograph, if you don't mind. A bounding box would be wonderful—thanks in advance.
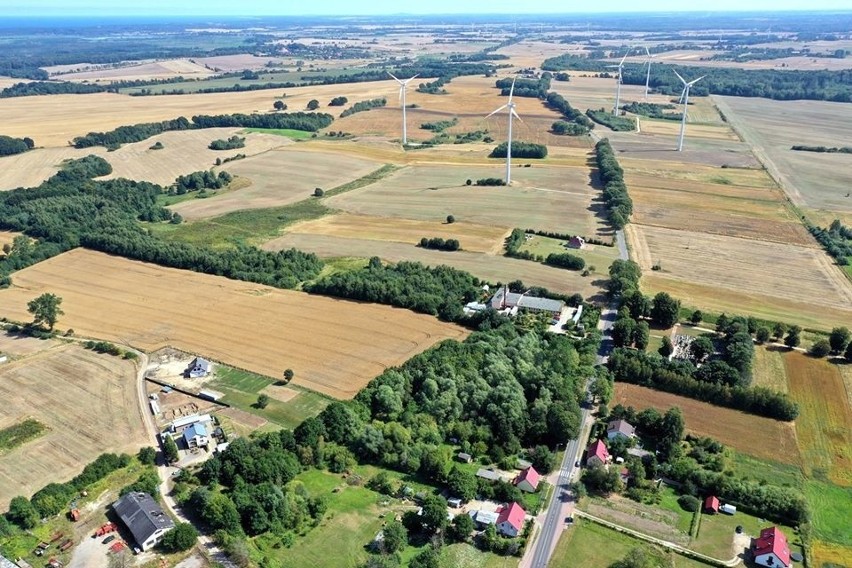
[688,76,705,86]
[511,108,522,122]
[486,104,508,118]
[644,46,651,57]
[387,71,400,82]
[678,88,687,105]
[508,77,517,101]
[619,51,629,65]
[673,70,687,85]
[398,85,404,100]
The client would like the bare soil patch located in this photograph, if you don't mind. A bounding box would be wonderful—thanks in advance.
[0,343,147,509]
[0,249,468,399]
[260,384,301,403]
[218,407,268,430]
[614,383,800,465]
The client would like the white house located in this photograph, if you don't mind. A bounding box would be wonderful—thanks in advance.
[606,419,636,441]
[495,502,526,537]
[182,423,209,449]
[185,357,211,378]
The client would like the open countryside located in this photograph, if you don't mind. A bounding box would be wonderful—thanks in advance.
[0,249,468,399]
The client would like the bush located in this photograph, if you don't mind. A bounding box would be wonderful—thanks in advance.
[159,522,198,552]
[475,177,506,186]
[809,339,831,358]
[313,187,324,197]
[678,494,701,512]
[446,214,455,224]
[329,96,348,106]
[208,136,245,151]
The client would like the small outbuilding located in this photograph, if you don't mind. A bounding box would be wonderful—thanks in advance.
[513,466,541,493]
[476,468,501,482]
[567,236,585,249]
[704,496,720,514]
[456,452,473,464]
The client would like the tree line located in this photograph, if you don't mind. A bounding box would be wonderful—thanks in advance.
[339,97,387,118]
[489,142,548,159]
[208,135,245,151]
[621,101,682,121]
[418,237,461,251]
[544,91,594,135]
[495,76,552,99]
[808,219,852,265]
[586,108,637,132]
[72,112,335,149]
[0,134,35,156]
[791,145,852,154]
[541,54,852,102]
[595,138,633,229]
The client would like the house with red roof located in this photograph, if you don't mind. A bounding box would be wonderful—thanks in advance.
[586,440,610,468]
[703,496,720,514]
[495,502,526,537]
[752,526,791,568]
[513,466,540,493]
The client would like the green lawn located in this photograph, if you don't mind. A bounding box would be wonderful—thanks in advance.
[243,127,313,140]
[657,486,696,534]
[727,450,804,489]
[693,509,803,561]
[550,518,708,568]
[517,234,618,275]
[208,366,330,429]
[441,544,520,568]
[805,479,852,547]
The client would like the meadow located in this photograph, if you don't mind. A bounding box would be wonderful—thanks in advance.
[0,249,468,400]
[0,342,146,510]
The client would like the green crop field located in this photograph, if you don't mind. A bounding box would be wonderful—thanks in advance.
[243,127,313,140]
[727,450,803,489]
[805,479,852,547]
[0,419,46,454]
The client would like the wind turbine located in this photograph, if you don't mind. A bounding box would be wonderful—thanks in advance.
[642,47,654,101]
[486,77,522,185]
[607,50,630,115]
[387,72,418,145]
[674,70,704,152]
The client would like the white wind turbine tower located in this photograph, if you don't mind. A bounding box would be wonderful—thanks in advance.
[486,77,522,185]
[642,47,654,100]
[387,72,418,145]
[674,70,705,151]
[608,49,630,115]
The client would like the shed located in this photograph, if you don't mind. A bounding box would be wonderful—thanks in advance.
[456,452,473,464]
[704,496,720,514]
[199,389,224,402]
[472,510,499,528]
[476,468,501,482]
[720,503,736,515]
[448,498,462,508]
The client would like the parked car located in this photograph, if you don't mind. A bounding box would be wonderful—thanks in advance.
[102,535,116,545]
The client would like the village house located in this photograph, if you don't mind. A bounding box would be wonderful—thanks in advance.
[752,526,791,568]
[606,419,636,441]
[495,502,526,537]
[113,492,175,552]
[567,235,585,249]
[182,423,209,449]
[513,466,540,493]
[185,357,211,378]
[586,440,610,468]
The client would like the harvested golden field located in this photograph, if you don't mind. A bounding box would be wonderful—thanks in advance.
[715,95,852,214]
[0,231,22,250]
[0,343,147,510]
[324,163,610,239]
[0,249,467,400]
[47,58,214,82]
[785,353,852,486]
[614,383,799,465]
[0,80,405,147]
[635,119,739,141]
[170,146,381,220]
[0,146,109,190]
[629,185,813,245]
[620,160,775,188]
[627,225,852,329]
[286,213,510,254]
[263,233,612,301]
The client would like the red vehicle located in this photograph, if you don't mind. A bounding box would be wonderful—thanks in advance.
[58,539,73,552]
[94,522,117,537]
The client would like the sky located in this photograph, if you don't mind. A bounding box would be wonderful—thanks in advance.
[3,0,852,17]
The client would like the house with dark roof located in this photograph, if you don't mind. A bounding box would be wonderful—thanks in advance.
[606,419,636,441]
[586,440,610,467]
[704,496,720,514]
[513,466,541,493]
[113,492,175,552]
[752,526,791,568]
[185,357,211,379]
[495,502,526,537]
[489,287,565,318]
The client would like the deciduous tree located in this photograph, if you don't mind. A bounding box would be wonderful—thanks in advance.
[27,292,64,330]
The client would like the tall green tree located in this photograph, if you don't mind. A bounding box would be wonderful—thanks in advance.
[162,435,179,463]
[380,520,407,554]
[159,522,198,552]
[658,336,673,358]
[7,496,38,528]
[27,292,64,330]
[650,292,680,328]
[829,327,851,353]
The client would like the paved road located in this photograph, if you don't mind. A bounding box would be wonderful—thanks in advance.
[521,229,629,567]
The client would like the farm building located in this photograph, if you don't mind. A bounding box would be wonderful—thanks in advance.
[567,236,585,249]
[199,389,224,401]
[752,527,791,568]
[704,496,720,514]
[586,440,610,467]
[476,468,501,482]
[0,554,17,568]
[113,492,175,552]
[495,502,526,537]
[513,466,541,493]
[470,510,499,529]
[185,357,211,378]
[489,287,565,318]
[457,452,473,463]
[448,497,463,508]
[182,423,209,449]
[606,419,636,441]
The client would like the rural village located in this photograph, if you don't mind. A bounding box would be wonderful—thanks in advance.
[0,6,850,568]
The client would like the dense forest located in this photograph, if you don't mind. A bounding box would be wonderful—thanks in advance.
[594,139,633,229]
[489,142,548,159]
[0,156,322,290]
[0,134,35,156]
[71,112,335,149]
[541,54,852,102]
